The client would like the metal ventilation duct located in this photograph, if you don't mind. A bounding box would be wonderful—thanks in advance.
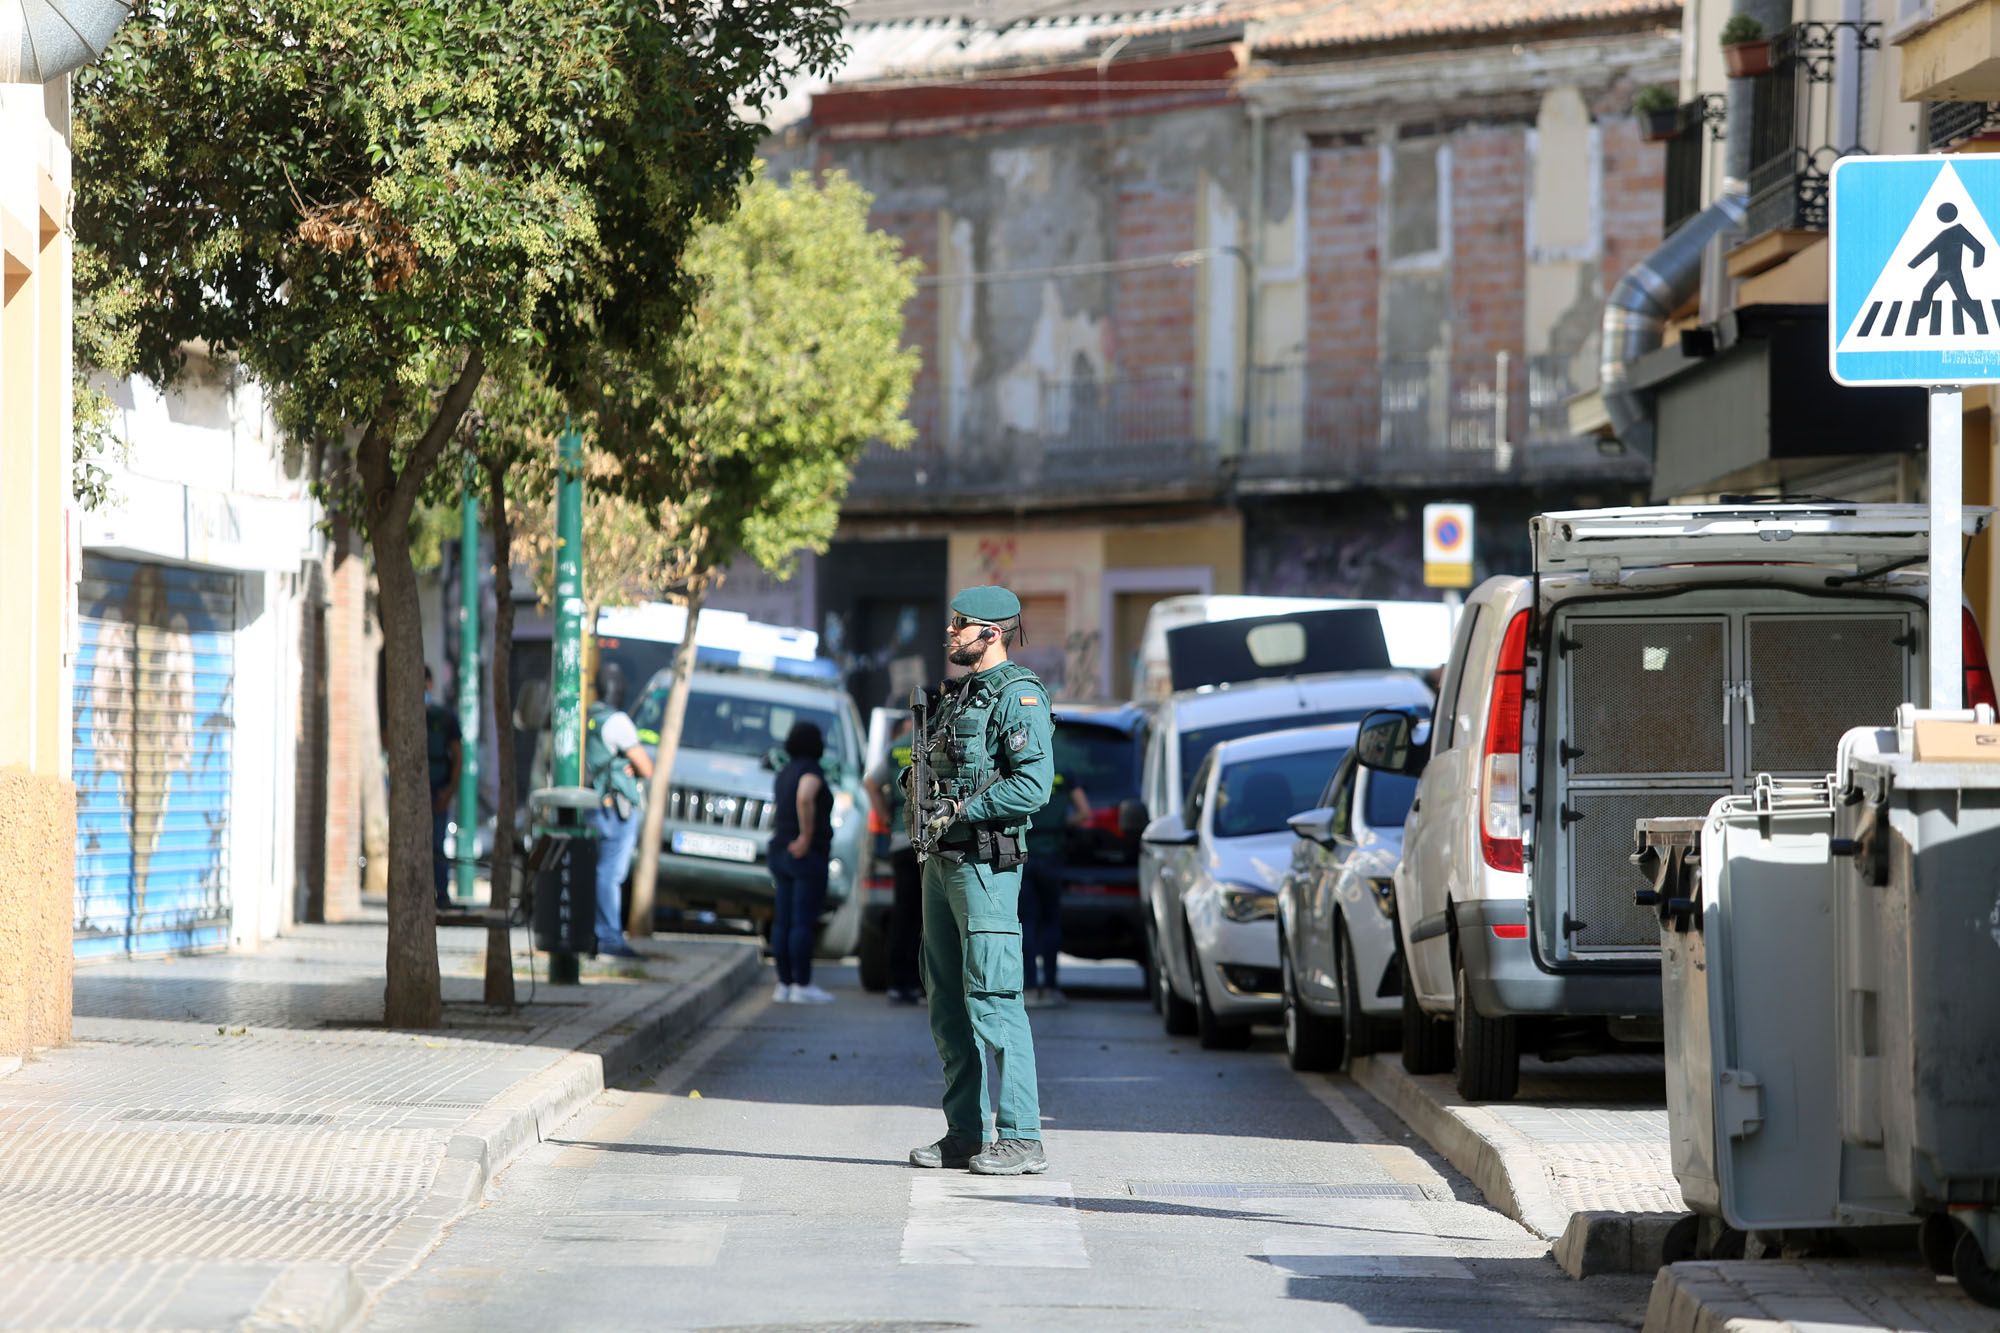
[1,0,133,84]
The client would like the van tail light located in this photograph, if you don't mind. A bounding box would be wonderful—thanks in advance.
[1965,608,1997,713]
[1480,610,1531,874]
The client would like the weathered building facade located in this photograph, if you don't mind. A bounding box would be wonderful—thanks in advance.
[752,0,1680,706]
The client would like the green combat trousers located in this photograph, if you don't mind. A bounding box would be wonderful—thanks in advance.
[921,854,1042,1143]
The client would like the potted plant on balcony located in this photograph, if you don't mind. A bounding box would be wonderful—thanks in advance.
[1633,85,1681,144]
[1720,15,1772,78]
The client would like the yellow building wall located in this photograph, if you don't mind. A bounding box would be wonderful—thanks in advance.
[0,80,77,1059]
[946,511,1246,699]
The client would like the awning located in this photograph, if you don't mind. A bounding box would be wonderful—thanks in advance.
[1,0,133,84]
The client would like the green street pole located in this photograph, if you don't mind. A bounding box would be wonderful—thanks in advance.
[549,422,586,984]
[455,456,481,904]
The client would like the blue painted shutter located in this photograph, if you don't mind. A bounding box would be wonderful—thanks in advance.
[73,557,237,958]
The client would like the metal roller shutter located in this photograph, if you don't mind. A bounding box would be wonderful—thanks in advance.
[72,557,238,959]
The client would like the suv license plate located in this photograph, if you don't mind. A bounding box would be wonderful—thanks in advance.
[672,831,759,863]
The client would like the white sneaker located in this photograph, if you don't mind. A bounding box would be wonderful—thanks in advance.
[772,982,796,1003]
[791,984,835,1004]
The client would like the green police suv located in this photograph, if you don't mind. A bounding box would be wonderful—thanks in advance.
[631,667,869,958]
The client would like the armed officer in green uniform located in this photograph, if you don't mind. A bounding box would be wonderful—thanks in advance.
[905,586,1056,1176]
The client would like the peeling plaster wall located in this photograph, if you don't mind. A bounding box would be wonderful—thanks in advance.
[1242,29,1674,447]
[821,102,1250,445]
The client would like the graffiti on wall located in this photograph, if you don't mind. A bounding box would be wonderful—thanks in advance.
[73,558,236,958]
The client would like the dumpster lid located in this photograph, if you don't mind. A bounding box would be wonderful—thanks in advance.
[1532,504,1990,576]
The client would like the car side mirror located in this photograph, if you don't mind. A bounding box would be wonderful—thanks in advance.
[1286,806,1336,846]
[1142,813,1198,846]
[514,678,551,732]
[1356,709,1426,777]
[1117,798,1151,838]
[764,746,788,773]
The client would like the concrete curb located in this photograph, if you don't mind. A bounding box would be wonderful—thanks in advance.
[1351,1054,1677,1278]
[254,940,762,1331]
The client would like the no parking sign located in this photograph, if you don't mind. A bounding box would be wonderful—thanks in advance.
[1423,503,1474,589]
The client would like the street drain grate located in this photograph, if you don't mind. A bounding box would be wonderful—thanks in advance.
[1127,1182,1431,1201]
[118,1108,337,1127]
[696,1324,973,1333]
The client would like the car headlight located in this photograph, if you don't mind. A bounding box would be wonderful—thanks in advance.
[1368,876,1397,917]
[832,790,854,830]
[1219,882,1277,923]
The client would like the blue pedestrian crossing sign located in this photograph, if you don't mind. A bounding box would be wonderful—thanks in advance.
[1832,155,2000,386]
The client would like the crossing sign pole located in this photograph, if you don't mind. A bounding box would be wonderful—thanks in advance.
[1829,154,2000,710]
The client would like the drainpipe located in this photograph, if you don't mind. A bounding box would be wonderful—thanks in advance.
[1600,0,1771,454]
[1245,107,1266,458]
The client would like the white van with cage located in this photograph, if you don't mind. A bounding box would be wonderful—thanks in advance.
[1356,502,1996,1101]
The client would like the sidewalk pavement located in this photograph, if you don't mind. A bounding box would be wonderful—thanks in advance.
[1352,1052,1683,1276]
[0,918,759,1331]
[1353,1054,2000,1331]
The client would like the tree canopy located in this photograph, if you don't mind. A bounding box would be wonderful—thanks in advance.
[71,0,847,1025]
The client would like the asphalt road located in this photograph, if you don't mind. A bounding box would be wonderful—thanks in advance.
[368,961,1651,1331]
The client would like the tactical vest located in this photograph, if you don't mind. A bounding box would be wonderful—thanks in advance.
[585,701,644,808]
[927,660,1037,839]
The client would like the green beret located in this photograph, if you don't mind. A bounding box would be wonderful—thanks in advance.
[950,585,1021,623]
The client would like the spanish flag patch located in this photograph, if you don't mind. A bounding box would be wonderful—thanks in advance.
[1020,695,1040,706]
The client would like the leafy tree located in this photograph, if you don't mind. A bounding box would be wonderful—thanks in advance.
[609,168,922,934]
[72,0,843,1026]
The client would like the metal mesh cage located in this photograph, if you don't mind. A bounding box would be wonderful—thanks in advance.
[1567,620,1729,777]
[1747,616,1908,775]
[1563,788,1726,952]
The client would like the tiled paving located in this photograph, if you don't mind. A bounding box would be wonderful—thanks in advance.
[1647,1260,2000,1332]
[0,921,743,1328]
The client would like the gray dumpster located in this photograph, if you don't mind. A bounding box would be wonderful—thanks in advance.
[1838,726,2000,1301]
[1634,779,1910,1244]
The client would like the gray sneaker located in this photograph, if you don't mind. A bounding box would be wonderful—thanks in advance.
[969,1138,1048,1176]
[909,1134,984,1169]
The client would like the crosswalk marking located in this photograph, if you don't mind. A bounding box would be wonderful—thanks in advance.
[900,1177,1090,1268]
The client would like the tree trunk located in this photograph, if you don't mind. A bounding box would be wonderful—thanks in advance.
[484,457,517,922]
[373,508,444,1028]
[628,576,709,937]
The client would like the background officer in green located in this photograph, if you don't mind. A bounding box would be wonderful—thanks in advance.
[907,586,1056,1177]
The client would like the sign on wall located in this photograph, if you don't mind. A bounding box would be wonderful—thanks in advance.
[1423,503,1475,589]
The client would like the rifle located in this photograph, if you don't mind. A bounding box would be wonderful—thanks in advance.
[906,683,996,861]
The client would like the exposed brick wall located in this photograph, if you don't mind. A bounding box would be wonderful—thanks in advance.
[320,529,365,923]
[1451,127,1529,385]
[1601,116,1667,305]
[1112,186,1198,378]
[1304,145,1381,451]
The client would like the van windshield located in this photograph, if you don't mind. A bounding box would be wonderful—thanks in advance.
[634,688,848,771]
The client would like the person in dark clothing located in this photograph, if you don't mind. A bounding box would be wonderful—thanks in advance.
[424,666,461,910]
[865,714,924,1004]
[1020,782,1088,1007]
[770,721,835,1004]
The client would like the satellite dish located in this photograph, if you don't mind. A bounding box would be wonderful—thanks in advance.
[2,0,135,84]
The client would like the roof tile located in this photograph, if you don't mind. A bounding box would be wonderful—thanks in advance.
[1251,0,1679,51]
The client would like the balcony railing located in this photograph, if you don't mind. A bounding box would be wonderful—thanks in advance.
[848,356,1645,507]
[1745,21,1880,238]
[1663,96,1726,238]
[847,368,1230,505]
[1928,100,2000,153]
[1237,353,1638,485]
